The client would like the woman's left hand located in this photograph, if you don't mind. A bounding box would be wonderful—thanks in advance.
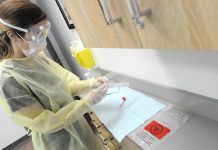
[89,76,109,88]
[96,76,109,84]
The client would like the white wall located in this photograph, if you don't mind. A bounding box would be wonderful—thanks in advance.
[92,48,218,100]
[0,109,26,149]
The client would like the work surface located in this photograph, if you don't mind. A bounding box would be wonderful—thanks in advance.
[120,114,218,150]
[91,69,218,150]
[155,114,218,150]
[92,87,166,142]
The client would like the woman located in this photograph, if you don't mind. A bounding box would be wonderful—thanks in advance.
[0,0,108,150]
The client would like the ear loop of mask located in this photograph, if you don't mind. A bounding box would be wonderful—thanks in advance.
[15,32,29,50]
[16,32,28,43]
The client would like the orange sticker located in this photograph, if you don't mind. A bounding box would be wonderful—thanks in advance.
[144,120,170,140]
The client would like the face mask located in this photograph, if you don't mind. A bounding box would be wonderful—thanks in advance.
[16,33,47,57]
[21,38,47,57]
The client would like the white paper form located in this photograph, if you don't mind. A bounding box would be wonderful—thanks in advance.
[92,87,166,142]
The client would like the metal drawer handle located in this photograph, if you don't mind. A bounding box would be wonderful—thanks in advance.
[125,0,152,29]
[98,0,122,25]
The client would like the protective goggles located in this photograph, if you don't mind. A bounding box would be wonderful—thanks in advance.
[0,18,51,44]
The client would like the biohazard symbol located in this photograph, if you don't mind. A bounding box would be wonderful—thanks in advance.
[150,125,163,135]
[144,120,170,140]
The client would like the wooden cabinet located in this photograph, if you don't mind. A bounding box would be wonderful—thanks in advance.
[135,0,218,50]
[65,0,218,51]
[64,0,142,48]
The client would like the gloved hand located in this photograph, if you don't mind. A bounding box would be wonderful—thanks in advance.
[90,76,109,88]
[96,76,109,84]
[88,83,108,105]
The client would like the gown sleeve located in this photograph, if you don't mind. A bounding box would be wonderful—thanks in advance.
[45,56,98,94]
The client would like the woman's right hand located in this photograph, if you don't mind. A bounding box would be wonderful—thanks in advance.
[88,83,108,105]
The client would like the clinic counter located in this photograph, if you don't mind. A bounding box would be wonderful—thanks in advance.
[87,69,218,150]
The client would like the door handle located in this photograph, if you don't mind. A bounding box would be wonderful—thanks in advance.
[98,0,122,25]
[125,0,151,29]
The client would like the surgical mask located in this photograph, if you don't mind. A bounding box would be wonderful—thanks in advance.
[16,35,47,57]
[16,33,47,57]
[0,18,50,57]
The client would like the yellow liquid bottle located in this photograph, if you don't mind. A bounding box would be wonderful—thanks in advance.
[71,48,96,69]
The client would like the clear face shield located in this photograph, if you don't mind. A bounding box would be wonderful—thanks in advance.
[0,18,51,57]
[22,21,51,44]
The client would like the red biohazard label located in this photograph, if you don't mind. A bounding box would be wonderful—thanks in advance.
[144,120,170,140]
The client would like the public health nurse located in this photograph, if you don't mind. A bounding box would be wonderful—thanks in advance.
[0,0,108,150]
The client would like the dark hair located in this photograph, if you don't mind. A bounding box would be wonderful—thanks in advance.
[0,0,47,60]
